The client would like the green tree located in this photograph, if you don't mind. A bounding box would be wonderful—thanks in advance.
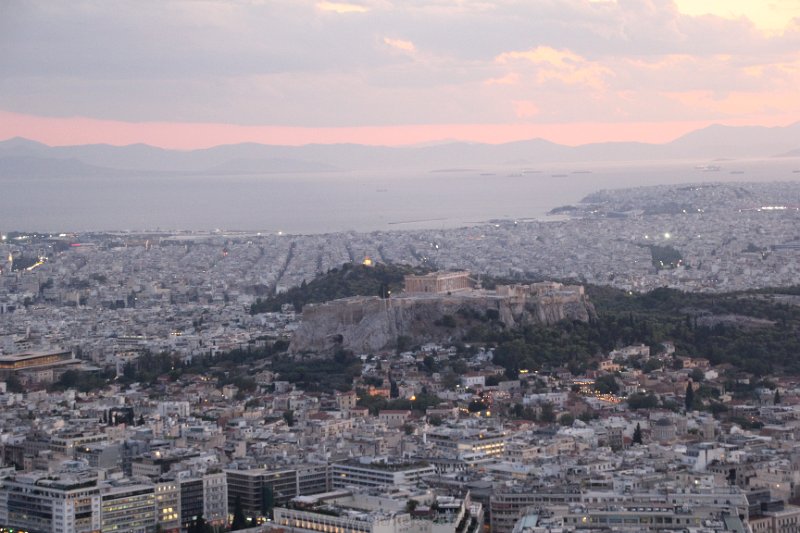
[250,262,429,314]
[427,415,443,426]
[396,335,412,353]
[540,403,556,423]
[774,389,781,405]
[467,399,487,413]
[438,314,457,328]
[441,371,460,390]
[642,359,663,374]
[283,409,295,427]
[558,413,575,426]
[627,392,659,410]
[649,245,683,269]
[422,355,438,373]
[709,402,728,416]
[594,375,620,395]
[633,422,643,445]
[450,359,468,375]
[485,374,502,386]
[685,381,695,412]
[4,374,24,393]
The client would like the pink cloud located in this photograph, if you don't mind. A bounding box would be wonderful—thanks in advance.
[316,2,369,14]
[496,46,612,90]
[663,90,800,117]
[512,101,540,118]
[383,37,416,53]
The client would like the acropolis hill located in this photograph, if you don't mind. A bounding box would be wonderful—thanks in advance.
[289,272,595,354]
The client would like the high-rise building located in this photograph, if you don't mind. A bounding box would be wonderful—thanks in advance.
[155,481,181,533]
[0,469,102,533]
[226,464,330,523]
[202,472,228,528]
[179,472,228,531]
[331,460,436,490]
[179,477,204,531]
[100,480,157,532]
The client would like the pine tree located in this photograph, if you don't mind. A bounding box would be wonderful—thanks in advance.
[539,403,555,423]
[633,423,643,445]
[774,389,781,405]
[685,381,694,412]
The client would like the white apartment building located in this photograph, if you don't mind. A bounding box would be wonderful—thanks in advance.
[202,471,228,527]
[331,461,436,490]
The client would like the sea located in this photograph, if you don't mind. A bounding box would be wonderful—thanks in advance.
[1,159,798,234]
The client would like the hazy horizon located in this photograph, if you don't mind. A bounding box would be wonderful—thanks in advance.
[2,117,800,151]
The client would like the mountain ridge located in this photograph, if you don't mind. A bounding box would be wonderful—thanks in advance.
[1,121,799,176]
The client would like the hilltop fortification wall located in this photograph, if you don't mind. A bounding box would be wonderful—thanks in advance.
[289,283,595,354]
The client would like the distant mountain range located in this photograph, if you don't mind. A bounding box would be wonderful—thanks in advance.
[1,121,799,177]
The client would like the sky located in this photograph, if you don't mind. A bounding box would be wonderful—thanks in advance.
[1,0,799,149]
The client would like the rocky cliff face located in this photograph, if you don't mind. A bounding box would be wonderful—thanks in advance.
[289,285,595,355]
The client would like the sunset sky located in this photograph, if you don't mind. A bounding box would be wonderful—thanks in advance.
[1,0,799,149]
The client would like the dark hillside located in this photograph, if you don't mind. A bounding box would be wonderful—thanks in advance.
[250,262,431,314]
[483,284,800,378]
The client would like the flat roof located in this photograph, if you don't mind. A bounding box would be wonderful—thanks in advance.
[0,349,72,362]
[405,271,470,279]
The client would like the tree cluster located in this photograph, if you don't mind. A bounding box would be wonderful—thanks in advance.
[250,262,430,314]
[471,284,800,378]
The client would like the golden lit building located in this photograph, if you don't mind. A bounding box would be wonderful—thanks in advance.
[0,349,82,384]
[403,271,474,294]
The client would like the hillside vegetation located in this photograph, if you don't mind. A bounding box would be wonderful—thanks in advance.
[250,262,431,314]
[255,262,800,379]
[481,284,800,378]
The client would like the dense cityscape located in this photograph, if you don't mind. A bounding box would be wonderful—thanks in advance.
[1,182,800,532]
[5,1,800,531]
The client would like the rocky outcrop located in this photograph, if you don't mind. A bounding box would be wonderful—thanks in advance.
[289,283,595,355]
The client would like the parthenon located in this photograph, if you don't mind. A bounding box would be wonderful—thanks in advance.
[403,271,474,294]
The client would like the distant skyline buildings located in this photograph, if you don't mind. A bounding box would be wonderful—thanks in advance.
[1,1,800,149]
